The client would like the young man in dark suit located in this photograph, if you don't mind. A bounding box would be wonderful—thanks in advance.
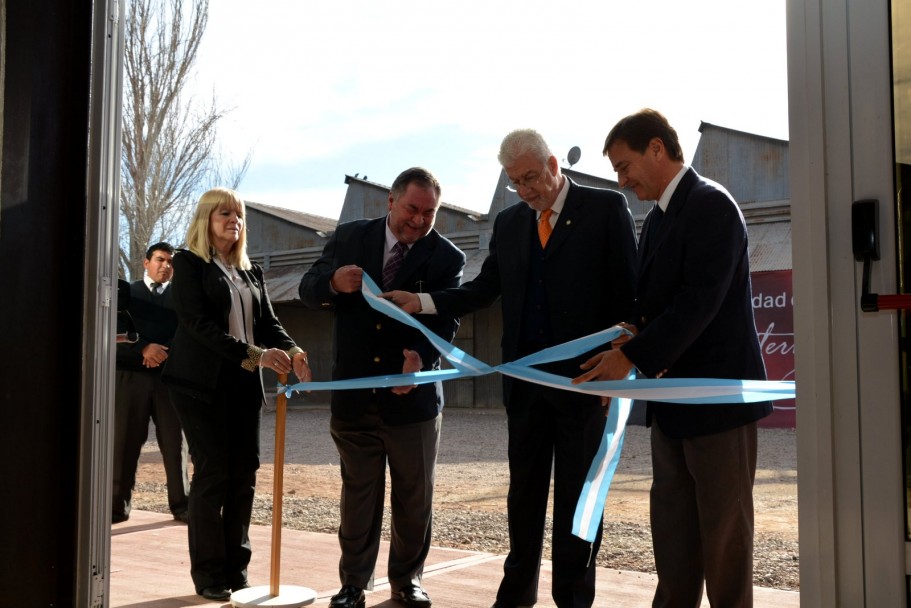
[112,242,189,524]
[574,108,772,607]
[299,167,465,608]
[386,130,638,608]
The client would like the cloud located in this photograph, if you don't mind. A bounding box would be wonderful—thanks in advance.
[191,0,788,215]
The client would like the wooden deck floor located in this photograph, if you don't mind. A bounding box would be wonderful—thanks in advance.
[109,511,799,607]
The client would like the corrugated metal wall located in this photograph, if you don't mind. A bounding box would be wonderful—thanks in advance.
[693,123,789,204]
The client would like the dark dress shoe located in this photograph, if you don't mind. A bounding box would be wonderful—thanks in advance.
[111,513,129,524]
[329,584,365,608]
[231,581,250,592]
[199,586,231,600]
[172,510,189,524]
[391,584,432,607]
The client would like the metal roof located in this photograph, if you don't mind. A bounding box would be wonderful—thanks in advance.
[340,175,483,223]
[245,200,337,234]
[254,123,795,301]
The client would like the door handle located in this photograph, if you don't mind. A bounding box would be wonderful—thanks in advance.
[852,199,911,311]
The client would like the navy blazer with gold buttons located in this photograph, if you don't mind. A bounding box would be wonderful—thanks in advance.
[298,217,465,426]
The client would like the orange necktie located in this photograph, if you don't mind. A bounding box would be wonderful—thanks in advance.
[538,209,553,247]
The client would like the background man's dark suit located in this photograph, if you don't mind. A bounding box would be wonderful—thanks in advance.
[430,179,638,607]
[112,279,189,522]
[298,216,465,597]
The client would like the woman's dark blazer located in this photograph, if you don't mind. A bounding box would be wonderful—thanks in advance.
[162,249,297,403]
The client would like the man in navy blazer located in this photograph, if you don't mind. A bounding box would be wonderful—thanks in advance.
[387,130,638,608]
[299,167,465,608]
[575,109,772,607]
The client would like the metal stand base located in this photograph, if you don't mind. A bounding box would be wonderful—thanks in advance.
[230,585,317,607]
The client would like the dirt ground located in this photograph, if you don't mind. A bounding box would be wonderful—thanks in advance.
[245,406,797,535]
[135,402,799,586]
[137,403,798,537]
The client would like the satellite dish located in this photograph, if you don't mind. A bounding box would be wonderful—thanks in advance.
[566,146,581,168]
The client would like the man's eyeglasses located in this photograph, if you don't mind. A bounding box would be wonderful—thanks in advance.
[506,166,549,192]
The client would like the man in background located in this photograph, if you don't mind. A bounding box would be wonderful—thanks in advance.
[112,242,189,524]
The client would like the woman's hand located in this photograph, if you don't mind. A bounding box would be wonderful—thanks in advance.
[292,351,312,383]
[260,348,292,374]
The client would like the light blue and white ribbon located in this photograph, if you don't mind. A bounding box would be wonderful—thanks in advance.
[572,381,633,542]
[281,274,797,541]
[283,275,793,403]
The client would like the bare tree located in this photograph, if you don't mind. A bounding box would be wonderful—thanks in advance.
[120,0,249,279]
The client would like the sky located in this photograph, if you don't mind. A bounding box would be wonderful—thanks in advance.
[192,0,789,218]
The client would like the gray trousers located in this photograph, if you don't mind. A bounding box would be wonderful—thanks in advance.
[650,421,757,608]
[330,406,441,592]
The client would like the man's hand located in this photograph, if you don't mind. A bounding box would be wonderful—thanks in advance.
[572,349,635,384]
[331,265,363,294]
[612,322,638,347]
[391,348,423,395]
[382,290,422,314]
[141,343,169,368]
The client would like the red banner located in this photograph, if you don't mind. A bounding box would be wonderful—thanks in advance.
[751,270,795,428]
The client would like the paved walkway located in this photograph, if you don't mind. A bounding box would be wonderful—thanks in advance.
[110,511,800,607]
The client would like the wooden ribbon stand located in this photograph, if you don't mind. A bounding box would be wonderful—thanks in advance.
[231,374,316,607]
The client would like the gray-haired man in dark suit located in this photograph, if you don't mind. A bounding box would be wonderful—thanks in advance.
[387,131,638,608]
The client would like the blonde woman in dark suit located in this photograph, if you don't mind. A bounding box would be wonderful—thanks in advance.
[162,187,311,601]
